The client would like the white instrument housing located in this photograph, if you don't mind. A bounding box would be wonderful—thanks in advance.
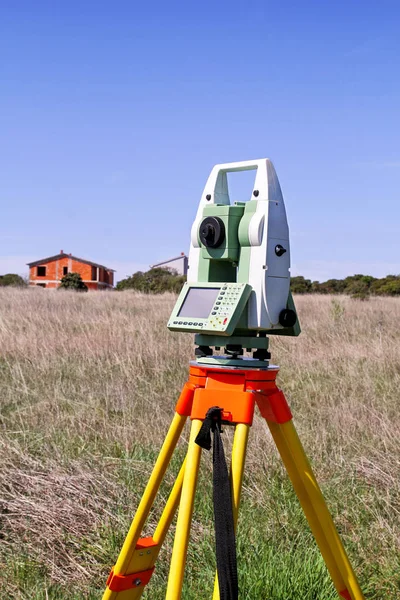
[187,158,291,331]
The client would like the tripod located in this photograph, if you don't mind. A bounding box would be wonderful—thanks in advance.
[103,361,365,600]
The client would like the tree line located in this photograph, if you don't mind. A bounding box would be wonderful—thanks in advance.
[117,269,400,298]
[290,274,400,298]
[1,270,399,298]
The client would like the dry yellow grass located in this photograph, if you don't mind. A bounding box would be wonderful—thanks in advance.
[0,289,399,599]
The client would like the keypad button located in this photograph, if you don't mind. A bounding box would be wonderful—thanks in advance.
[212,311,217,315]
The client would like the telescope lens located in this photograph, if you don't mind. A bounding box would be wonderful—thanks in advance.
[199,217,225,248]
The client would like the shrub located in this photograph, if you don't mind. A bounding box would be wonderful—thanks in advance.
[316,279,347,294]
[59,273,88,291]
[370,275,400,296]
[116,268,185,294]
[330,298,346,320]
[290,276,312,294]
[349,280,370,300]
[0,274,26,287]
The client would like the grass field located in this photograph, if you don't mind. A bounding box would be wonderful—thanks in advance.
[0,289,399,599]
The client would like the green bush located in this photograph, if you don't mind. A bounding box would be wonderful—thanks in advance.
[116,268,185,294]
[59,272,88,291]
[0,274,26,287]
[348,280,370,300]
[312,279,347,294]
[370,275,400,296]
[290,276,312,294]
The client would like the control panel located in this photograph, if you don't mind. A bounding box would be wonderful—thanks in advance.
[168,282,252,336]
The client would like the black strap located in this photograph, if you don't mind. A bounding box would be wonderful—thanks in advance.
[195,407,238,600]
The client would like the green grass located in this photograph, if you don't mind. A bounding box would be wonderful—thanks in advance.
[0,290,399,598]
[3,436,398,599]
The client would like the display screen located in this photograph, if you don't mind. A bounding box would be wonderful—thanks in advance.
[178,287,220,319]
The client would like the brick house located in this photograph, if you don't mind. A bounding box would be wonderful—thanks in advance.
[27,251,114,290]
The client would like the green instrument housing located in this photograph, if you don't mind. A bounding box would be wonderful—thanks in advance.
[197,203,245,283]
[168,204,300,348]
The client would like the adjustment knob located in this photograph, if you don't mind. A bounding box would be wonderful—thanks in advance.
[279,309,297,328]
[275,244,287,257]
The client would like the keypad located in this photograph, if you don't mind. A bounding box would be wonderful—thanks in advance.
[204,282,246,332]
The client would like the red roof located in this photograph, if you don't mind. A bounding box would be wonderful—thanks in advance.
[27,253,115,272]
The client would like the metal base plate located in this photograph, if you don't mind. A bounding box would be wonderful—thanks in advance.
[193,356,278,370]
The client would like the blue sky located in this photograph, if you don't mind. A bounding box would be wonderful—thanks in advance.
[1,0,399,282]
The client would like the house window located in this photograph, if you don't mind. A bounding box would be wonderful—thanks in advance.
[36,283,46,288]
[37,266,46,276]
[91,266,97,281]
[63,266,68,275]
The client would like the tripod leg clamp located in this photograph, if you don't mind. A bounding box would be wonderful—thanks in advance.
[255,390,292,424]
[106,566,155,592]
[175,382,197,416]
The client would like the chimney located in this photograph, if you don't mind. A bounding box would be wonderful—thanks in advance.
[60,249,64,254]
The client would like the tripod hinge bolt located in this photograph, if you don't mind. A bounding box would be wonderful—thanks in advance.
[106,566,155,592]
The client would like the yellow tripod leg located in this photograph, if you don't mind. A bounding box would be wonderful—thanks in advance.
[104,458,187,600]
[166,419,203,600]
[103,412,187,600]
[212,423,250,600]
[267,419,365,600]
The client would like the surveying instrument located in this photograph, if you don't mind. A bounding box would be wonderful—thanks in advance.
[103,159,365,600]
